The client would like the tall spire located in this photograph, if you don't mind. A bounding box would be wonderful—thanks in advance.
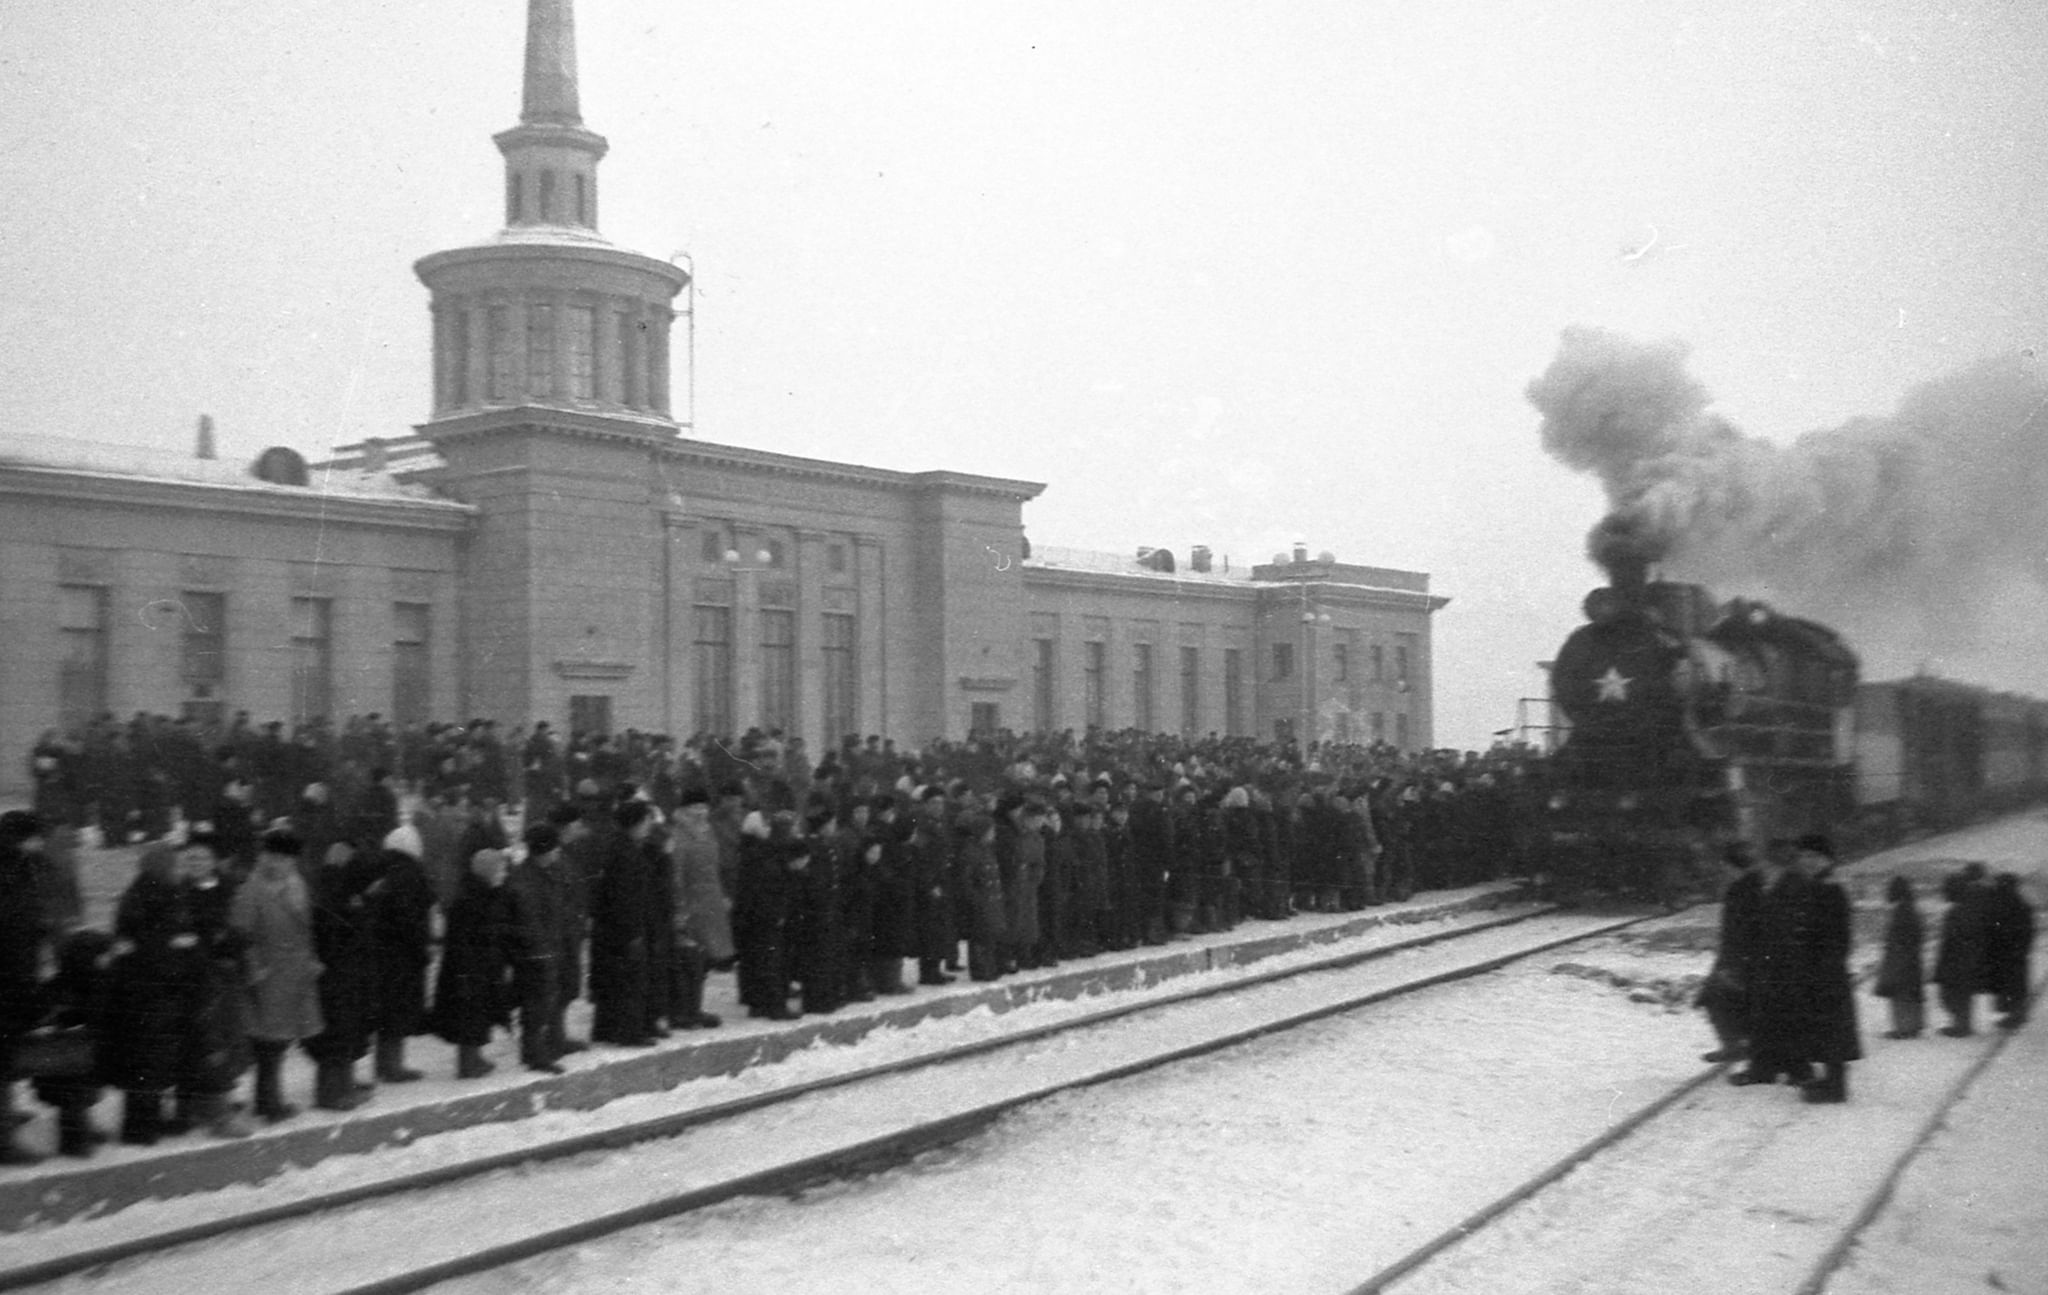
[521,0,582,126]
[492,0,607,231]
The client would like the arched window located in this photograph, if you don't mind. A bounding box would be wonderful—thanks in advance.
[540,169,557,222]
[507,173,523,224]
[574,174,588,226]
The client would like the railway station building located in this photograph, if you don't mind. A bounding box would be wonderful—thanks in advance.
[0,0,1446,800]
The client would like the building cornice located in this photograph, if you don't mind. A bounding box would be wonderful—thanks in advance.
[1020,562,1449,612]
[0,466,474,532]
[413,240,688,292]
[419,404,681,445]
[658,439,1045,501]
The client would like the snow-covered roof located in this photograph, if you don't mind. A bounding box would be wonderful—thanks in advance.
[0,432,460,507]
[1025,544,1255,585]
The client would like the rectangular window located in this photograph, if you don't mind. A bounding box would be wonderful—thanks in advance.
[701,526,726,565]
[180,591,226,688]
[1396,712,1410,749]
[1180,645,1200,736]
[486,305,514,400]
[288,596,333,726]
[1395,644,1411,685]
[822,613,857,743]
[1371,711,1386,742]
[828,543,848,575]
[1132,643,1155,732]
[1033,638,1056,733]
[527,301,555,398]
[1371,644,1385,682]
[566,305,596,400]
[970,702,1000,737]
[760,608,796,733]
[1273,642,1294,681]
[1083,641,1106,729]
[570,694,612,737]
[573,173,588,225]
[1334,711,1353,744]
[1334,642,1349,684]
[765,539,787,568]
[1223,648,1244,737]
[393,602,431,727]
[58,584,109,730]
[693,605,732,737]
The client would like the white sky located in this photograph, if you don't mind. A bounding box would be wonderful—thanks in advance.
[5,0,2045,748]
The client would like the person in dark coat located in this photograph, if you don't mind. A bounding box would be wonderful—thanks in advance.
[370,825,437,1083]
[1126,783,1173,944]
[1789,836,1860,1103]
[734,808,807,1020]
[957,813,1009,982]
[788,802,845,1016]
[589,802,662,1046]
[1874,875,1927,1039]
[1983,872,2035,1030]
[1731,837,1862,1097]
[304,840,383,1110]
[1,812,57,1164]
[1697,842,1764,1062]
[504,824,578,1073]
[1932,866,1991,1037]
[867,798,918,992]
[168,834,253,1138]
[429,848,515,1077]
[105,844,208,1143]
[30,928,116,1158]
[909,787,957,985]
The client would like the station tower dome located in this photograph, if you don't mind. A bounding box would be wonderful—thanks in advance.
[414,0,689,439]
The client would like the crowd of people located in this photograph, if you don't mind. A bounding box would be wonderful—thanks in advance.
[1695,837,2035,1105]
[2,712,1549,1166]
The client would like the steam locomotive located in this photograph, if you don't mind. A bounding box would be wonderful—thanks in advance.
[1542,558,2048,902]
[1541,558,1858,902]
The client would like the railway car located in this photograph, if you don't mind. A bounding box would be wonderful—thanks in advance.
[1854,679,2048,833]
[1541,558,1858,903]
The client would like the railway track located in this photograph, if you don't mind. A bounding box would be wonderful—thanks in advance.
[1343,954,2048,1295]
[7,901,1669,1295]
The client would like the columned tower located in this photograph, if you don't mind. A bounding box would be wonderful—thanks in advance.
[414,0,690,728]
[415,0,688,433]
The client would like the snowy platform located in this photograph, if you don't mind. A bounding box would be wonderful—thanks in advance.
[0,884,1520,1231]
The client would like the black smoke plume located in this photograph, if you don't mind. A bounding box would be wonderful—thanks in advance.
[1528,325,2048,688]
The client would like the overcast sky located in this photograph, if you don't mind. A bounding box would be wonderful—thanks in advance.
[6,0,2045,748]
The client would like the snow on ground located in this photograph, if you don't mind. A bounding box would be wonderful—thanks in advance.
[409,922,1719,1295]
[37,913,1637,1295]
[1825,1013,2048,1295]
[2,897,1531,1259]
[416,815,2044,1295]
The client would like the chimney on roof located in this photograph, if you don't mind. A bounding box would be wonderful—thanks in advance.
[1292,543,1308,564]
[362,437,389,474]
[195,414,217,461]
[1190,545,1212,573]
